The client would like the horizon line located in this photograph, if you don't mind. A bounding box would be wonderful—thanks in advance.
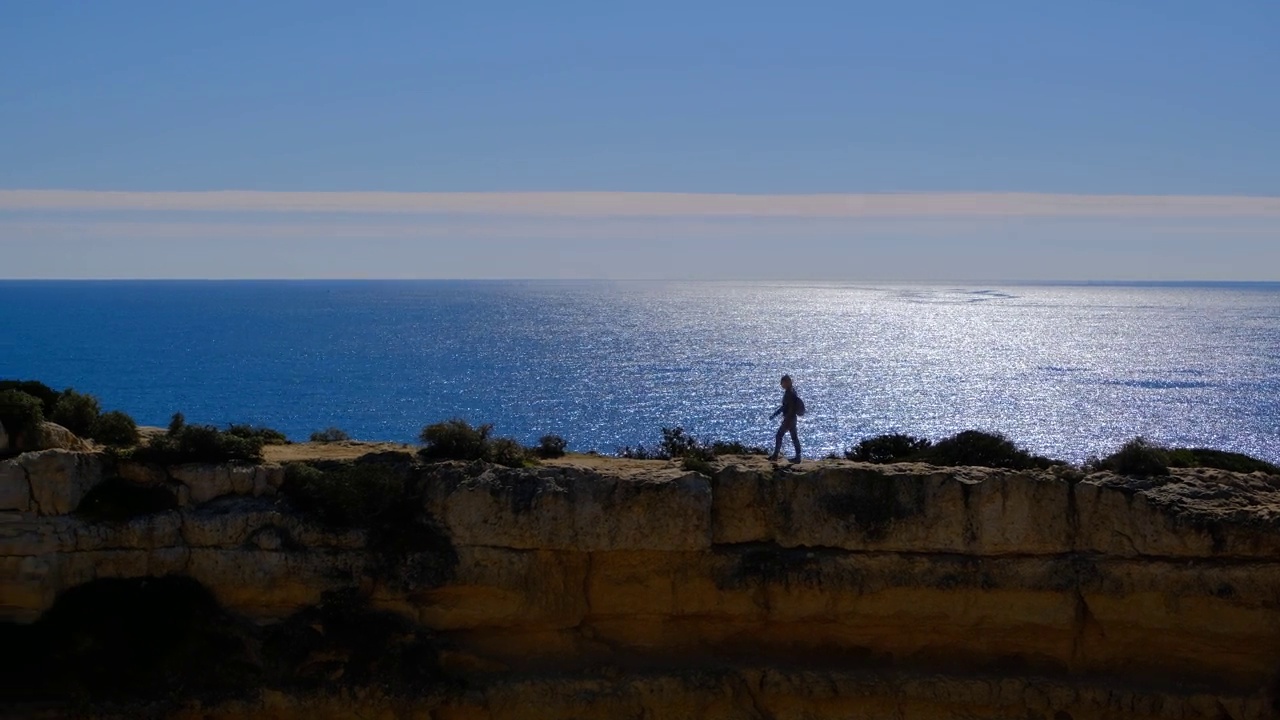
[3,277,1279,285]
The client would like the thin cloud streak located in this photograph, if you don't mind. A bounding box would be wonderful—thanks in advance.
[4,217,1278,242]
[3,190,1280,218]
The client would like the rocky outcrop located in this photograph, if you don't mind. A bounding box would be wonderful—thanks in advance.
[3,451,1280,719]
[7,421,91,454]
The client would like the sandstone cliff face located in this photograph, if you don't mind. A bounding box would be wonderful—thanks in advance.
[2,449,1279,719]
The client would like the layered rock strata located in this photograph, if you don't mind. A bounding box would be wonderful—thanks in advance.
[2,449,1279,719]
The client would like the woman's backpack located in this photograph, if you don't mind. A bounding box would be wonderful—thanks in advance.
[795,395,806,417]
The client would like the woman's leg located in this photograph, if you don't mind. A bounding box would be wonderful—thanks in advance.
[788,423,801,460]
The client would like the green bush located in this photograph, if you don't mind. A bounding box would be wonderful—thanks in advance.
[419,419,493,461]
[50,388,101,437]
[0,380,59,413]
[488,437,530,468]
[309,427,350,443]
[134,423,264,465]
[925,430,1060,470]
[89,410,140,447]
[660,427,712,460]
[227,424,290,445]
[536,434,567,459]
[846,433,933,463]
[279,461,458,592]
[281,463,404,528]
[1088,437,1170,476]
[618,427,727,461]
[1166,448,1280,475]
[0,390,44,444]
[617,444,663,460]
[168,412,186,434]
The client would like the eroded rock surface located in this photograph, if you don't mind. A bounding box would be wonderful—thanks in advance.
[2,450,1279,719]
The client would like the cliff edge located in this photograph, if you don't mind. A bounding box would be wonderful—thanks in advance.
[2,447,1279,719]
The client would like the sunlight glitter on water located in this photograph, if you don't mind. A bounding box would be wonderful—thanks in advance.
[1,280,1277,463]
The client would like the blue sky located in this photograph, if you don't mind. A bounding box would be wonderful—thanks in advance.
[2,1,1278,279]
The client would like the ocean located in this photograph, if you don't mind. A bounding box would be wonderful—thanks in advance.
[1,280,1277,463]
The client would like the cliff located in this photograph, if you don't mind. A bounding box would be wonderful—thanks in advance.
[3,447,1280,719]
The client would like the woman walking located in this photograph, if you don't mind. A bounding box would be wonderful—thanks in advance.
[769,374,803,463]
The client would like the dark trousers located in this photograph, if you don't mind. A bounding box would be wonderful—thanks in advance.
[774,416,800,459]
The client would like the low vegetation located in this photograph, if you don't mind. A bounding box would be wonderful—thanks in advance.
[845,430,1061,470]
[1087,438,1280,477]
[1166,447,1280,475]
[618,427,765,462]
[6,378,1278,477]
[309,427,350,443]
[418,418,533,468]
[89,410,140,448]
[282,462,404,527]
[0,380,141,451]
[133,419,264,464]
[0,389,45,445]
[1087,437,1171,476]
[49,388,101,438]
[845,433,933,463]
[536,434,567,459]
[227,424,290,445]
[420,419,493,462]
[928,430,1062,470]
[280,459,458,591]
[0,380,60,413]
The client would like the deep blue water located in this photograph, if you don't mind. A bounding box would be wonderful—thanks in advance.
[1,280,1277,463]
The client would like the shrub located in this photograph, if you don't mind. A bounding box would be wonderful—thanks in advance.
[660,427,712,460]
[488,437,530,468]
[1088,437,1171,476]
[227,424,290,445]
[419,419,493,461]
[617,444,663,460]
[536,434,567,459]
[134,423,264,464]
[89,410,140,447]
[846,433,933,463]
[310,427,350,443]
[618,427,723,461]
[925,430,1060,470]
[419,419,543,467]
[0,380,59,413]
[168,412,186,434]
[0,390,45,444]
[50,388,101,437]
[1166,448,1280,475]
[281,463,404,528]
[709,440,768,456]
[279,461,458,591]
